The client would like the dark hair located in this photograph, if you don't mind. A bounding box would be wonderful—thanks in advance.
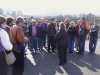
[6,17,14,26]
[49,22,55,29]
[16,17,24,25]
[0,16,6,25]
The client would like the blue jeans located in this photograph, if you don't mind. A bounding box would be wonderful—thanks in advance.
[68,35,75,53]
[37,37,43,49]
[89,36,97,53]
[41,35,47,47]
[29,36,37,50]
[79,35,85,54]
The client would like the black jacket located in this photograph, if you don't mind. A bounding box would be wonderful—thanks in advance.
[47,23,56,38]
[56,29,68,48]
[68,27,76,37]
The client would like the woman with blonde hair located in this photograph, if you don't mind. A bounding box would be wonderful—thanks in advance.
[68,21,77,53]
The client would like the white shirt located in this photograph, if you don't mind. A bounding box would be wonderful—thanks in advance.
[0,28,13,51]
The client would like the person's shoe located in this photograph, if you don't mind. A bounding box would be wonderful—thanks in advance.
[44,46,48,50]
[77,52,82,56]
[52,50,56,53]
[59,63,63,66]
[59,62,65,66]
[36,49,41,53]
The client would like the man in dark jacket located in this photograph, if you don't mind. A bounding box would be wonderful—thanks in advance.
[56,22,68,65]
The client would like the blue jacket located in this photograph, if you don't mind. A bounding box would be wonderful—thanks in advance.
[90,25,99,38]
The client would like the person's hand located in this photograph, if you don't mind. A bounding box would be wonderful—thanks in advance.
[24,37,29,42]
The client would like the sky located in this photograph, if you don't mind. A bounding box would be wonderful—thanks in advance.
[0,0,100,16]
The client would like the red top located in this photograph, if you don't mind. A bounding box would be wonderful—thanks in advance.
[82,19,89,30]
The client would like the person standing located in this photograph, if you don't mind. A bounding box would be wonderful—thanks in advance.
[0,16,13,75]
[28,20,38,53]
[41,21,48,48]
[10,17,26,75]
[47,22,56,53]
[78,22,85,55]
[75,20,81,52]
[89,17,99,54]
[36,20,43,51]
[56,22,68,65]
[68,21,76,53]
[78,18,89,55]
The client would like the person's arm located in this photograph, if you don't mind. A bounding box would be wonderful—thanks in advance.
[0,29,13,51]
[28,25,32,37]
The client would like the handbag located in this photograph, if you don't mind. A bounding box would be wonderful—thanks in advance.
[4,51,16,65]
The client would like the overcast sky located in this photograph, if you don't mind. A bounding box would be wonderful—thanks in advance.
[0,0,100,16]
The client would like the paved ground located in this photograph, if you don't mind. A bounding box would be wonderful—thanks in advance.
[23,40,100,75]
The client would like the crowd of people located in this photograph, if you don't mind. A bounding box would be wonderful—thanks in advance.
[0,16,99,75]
